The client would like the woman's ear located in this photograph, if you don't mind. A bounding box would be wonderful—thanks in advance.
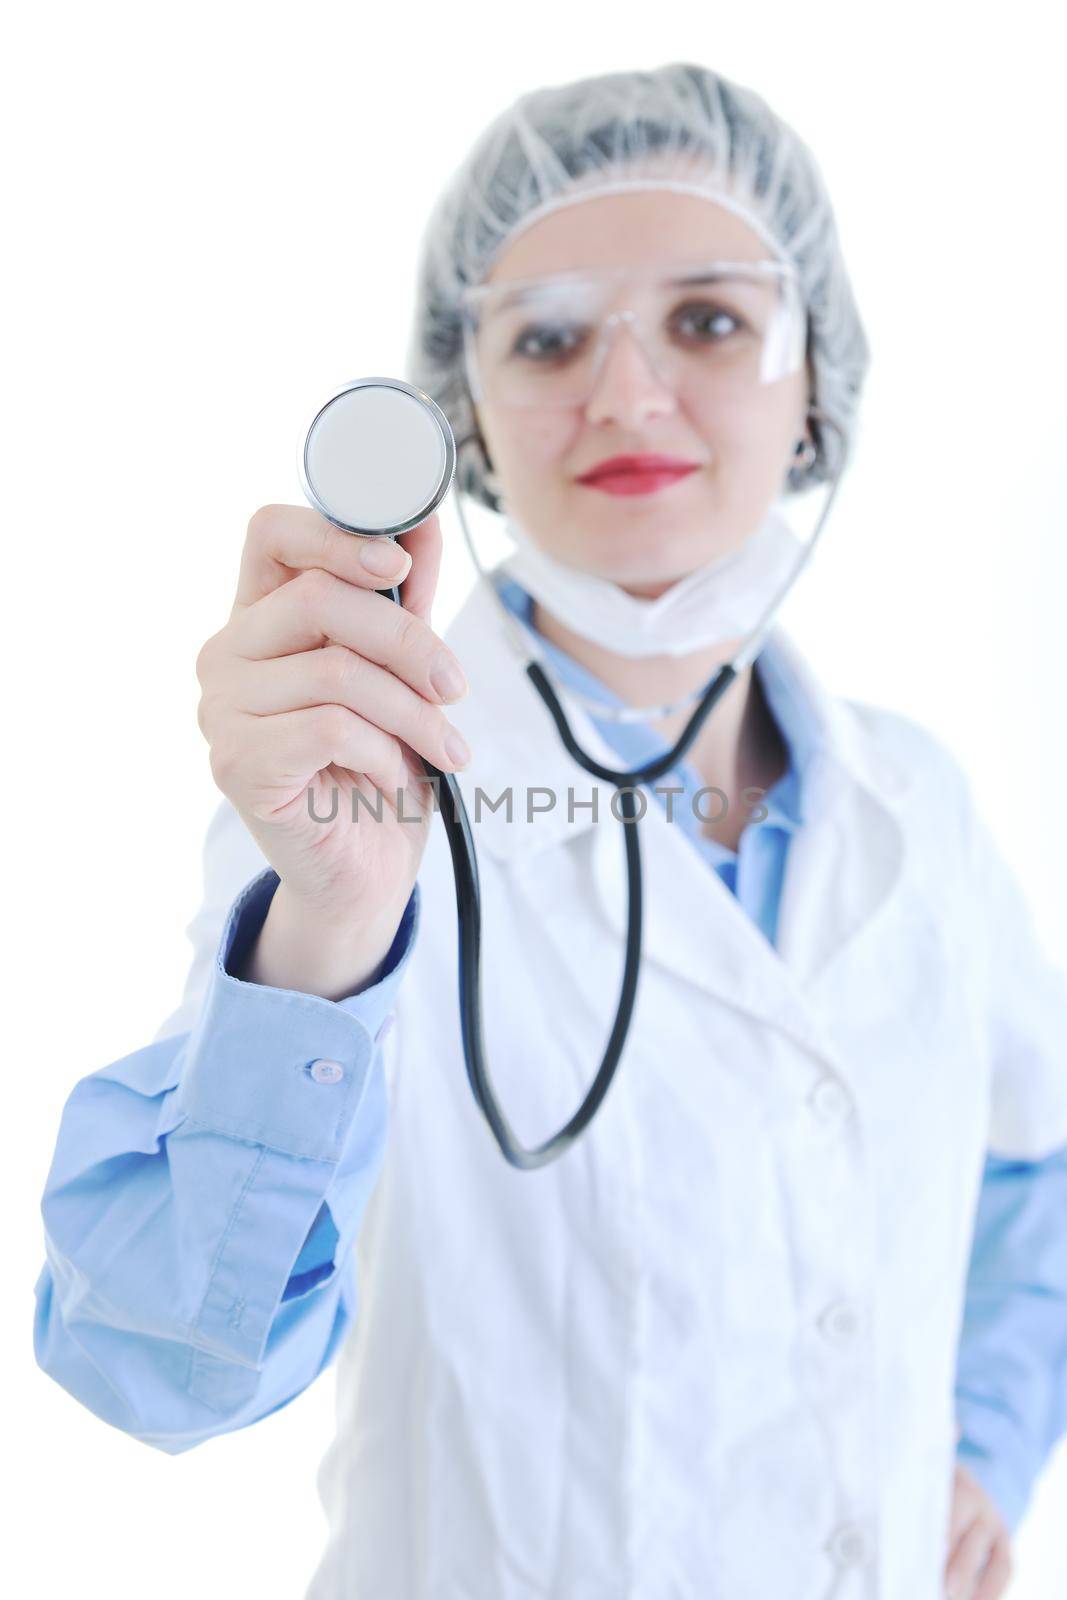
[793,431,818,471]
[796,367,819,468]
[476,429,503,498]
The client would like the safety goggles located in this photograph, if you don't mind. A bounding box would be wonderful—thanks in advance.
[459,256,806,410]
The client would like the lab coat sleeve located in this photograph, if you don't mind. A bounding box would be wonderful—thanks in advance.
[953,785,1067,1531]
[34,799,420,1454]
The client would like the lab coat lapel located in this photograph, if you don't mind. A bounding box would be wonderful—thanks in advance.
[443,580,913,1073]
[760,628,912,994]
[579,747,910,1068]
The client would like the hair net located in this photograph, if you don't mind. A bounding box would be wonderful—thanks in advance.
[404,61,869,513]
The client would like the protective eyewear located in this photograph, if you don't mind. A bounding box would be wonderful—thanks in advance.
[459,256,806,410]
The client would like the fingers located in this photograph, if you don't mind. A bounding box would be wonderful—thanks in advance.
[227,645,472,774]
[947,1473,972,1548]
[944,1463,1014,1600]
[946,1517,993,1598]
[226,566,468,704]
[233,505,413,610]
[200,503,464,824]
[972,1532,1012,1600]
[212,705,411,819]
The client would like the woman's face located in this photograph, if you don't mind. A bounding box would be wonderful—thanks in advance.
[472,189,811,599]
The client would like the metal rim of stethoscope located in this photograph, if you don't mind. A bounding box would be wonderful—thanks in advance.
[389,407,850,1171]
[298,376,457,537]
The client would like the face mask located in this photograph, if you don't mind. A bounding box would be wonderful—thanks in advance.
[497,503,805,659]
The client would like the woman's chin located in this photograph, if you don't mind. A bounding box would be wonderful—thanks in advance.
[578,514,730,569]
[536,503,739,590]
[588,541,718,593]
[616,575,689,598]
[581,561,699,597]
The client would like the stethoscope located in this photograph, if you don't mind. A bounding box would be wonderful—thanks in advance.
[299,376,847,1171]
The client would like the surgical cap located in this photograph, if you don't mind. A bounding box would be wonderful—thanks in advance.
[404,61,869,512]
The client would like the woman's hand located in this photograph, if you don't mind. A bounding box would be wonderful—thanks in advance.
[944,1458,1013,1599]
[194,504,471,996]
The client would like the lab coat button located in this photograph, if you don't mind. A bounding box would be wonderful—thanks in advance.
[818,1299,866,1344]
[809,1077,850,1123]
[309,1058,345,1085]
[826,1522,869,1567]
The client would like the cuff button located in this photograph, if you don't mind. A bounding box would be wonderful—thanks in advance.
[308,1057,345,1085]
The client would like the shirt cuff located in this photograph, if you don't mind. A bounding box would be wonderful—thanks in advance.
[173,866,418,1164]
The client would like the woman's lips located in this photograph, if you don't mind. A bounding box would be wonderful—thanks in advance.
[576,463,700,497]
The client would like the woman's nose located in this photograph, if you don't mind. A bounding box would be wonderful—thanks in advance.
[582,316,677,429]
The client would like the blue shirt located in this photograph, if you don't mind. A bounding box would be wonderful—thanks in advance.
[34,575,1067,1532]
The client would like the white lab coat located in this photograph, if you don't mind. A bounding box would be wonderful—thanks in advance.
[166,575,1067,1600]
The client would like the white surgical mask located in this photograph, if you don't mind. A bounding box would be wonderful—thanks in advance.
[497,503,805,658]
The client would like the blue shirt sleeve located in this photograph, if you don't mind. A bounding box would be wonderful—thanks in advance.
[33,864,419,1454]
[954,1144,1067,1532]
[229,869,417,1292]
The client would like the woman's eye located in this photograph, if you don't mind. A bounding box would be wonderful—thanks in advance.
[672,301,745,341]
[511,321,587,361]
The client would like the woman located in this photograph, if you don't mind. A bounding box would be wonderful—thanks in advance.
[34,62,1067,1600]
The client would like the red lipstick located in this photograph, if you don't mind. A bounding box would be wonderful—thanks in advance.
[575,453,701,497]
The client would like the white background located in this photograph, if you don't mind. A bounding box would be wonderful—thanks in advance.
[7,2,1065,1595]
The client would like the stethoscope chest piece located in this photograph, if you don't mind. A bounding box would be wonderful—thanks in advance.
[299,376,456,537]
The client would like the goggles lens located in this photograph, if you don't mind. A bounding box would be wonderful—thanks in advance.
[461,258,805,410]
